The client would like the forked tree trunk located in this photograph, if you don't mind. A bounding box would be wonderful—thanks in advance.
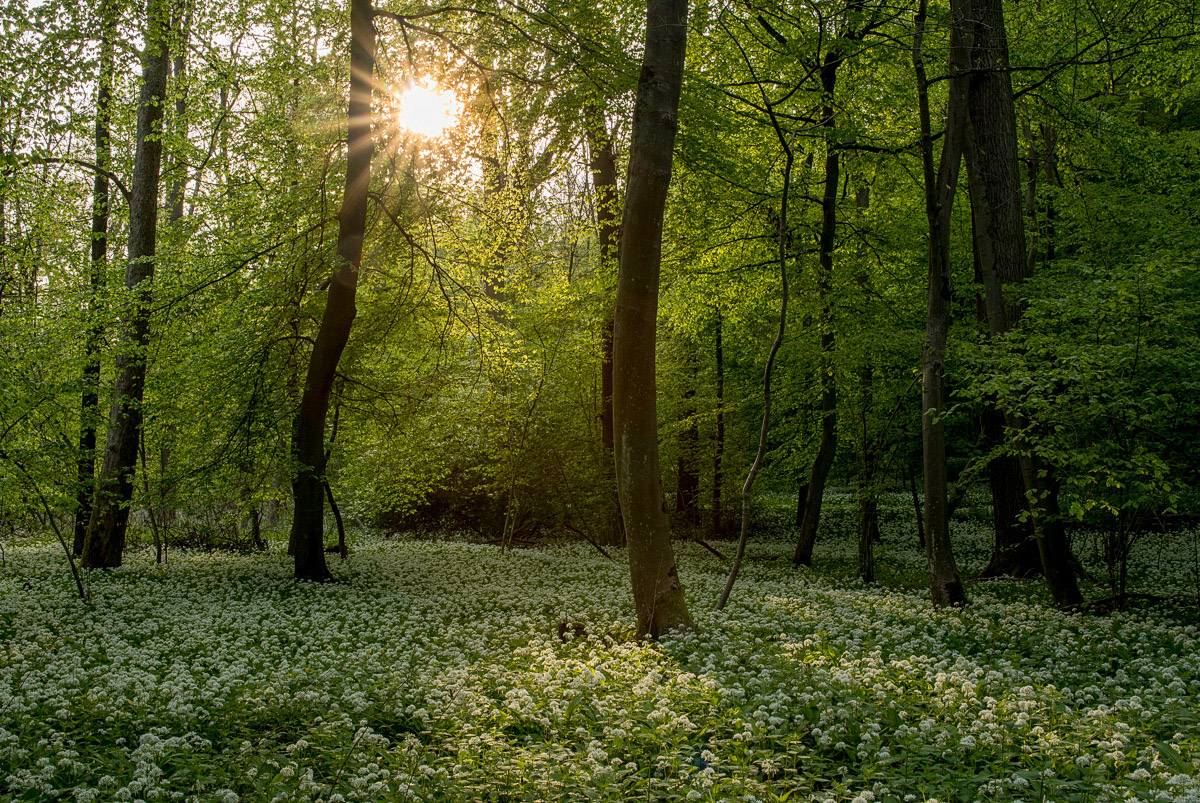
[74,0,117,556]
[586,107,624,546]
[613,0,694,639]
[792,51,841,567]
[290,0,375,582]
[82,0,171,569]
[914,0,969,606]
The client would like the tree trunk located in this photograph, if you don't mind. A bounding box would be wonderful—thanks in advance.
[914,0,970,606]
[712,314,725,537]
[676,354,700,527]
[906,463,925,549]
[155,6,191,536]
[613,0,695,639]
[792,50,841,567]
[289,0,375,582]
[716,117,793,612]
[82,0,170,569]
[979,407,1040,577]
[964,0,1082,607]
[586,108,624,547]
[73,0,117,556]
[1021,457,1083,607]
[857,364,877,582]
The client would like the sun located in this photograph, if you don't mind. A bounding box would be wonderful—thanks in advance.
[394,81,461,138]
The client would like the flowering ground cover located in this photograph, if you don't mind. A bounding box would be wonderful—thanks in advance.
[2,499,1199,802]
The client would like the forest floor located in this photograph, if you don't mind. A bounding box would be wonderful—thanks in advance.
[2,493,1200,802]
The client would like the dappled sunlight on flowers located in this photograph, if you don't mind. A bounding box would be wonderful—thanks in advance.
[1,516,1199,801]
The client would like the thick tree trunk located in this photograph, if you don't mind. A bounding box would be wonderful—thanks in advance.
[711,314,725,537]
[792,51,841,567]
[964,0,1082,607]
[914,0,970,606]
[979,407,1040,577]
[153,8,191,537]
[962,0,1039,578]
[289,0,375,582]
[74,1,117,556]
[613,0,694,639]
[82,0,170,569]
[586,109,624,546]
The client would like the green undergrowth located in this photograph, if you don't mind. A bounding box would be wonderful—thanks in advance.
[2,502,1199,802]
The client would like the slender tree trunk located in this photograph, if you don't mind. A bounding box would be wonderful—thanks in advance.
[1041,124,1059,261]
[586,108,624,546]
[82,0,171,569]
[676,354,700,527]
[857,365,877,582]
[716,124,792,612]
[711,314,725,537]
[613,0,694,639]
[74,0,117,556]
[792,51,841,567]
[290,0,375,582]
[795,481,808,529]
[906,463,926,549]
[914,0,969,606]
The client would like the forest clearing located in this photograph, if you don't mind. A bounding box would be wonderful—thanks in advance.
[3,502,1200,803]
[3,0,1200,798]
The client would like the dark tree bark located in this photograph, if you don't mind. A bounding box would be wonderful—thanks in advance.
[676,354,700,527]
[82,0,171,569]
[289,0,375,582]
[613,0,695,638]
[711,314,725,537]
[961,0,1039,578]
[963,0,1082,608]
[905,463,925,549]
[73,0,117,556]
[913,0,970,606]
[792,50,842,567]
[857,365,878,583]
[586,107,624,546]
[979,406,1040,577]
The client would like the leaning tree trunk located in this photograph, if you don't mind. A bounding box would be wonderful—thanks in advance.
[914,0,970,606]
[792,50,841,567]
[289,0,375,582]
[586,106,624,546]
[613,0,695,639]
[74,0,117,556]
[82,0,170,569]
[964,0,1082,608]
